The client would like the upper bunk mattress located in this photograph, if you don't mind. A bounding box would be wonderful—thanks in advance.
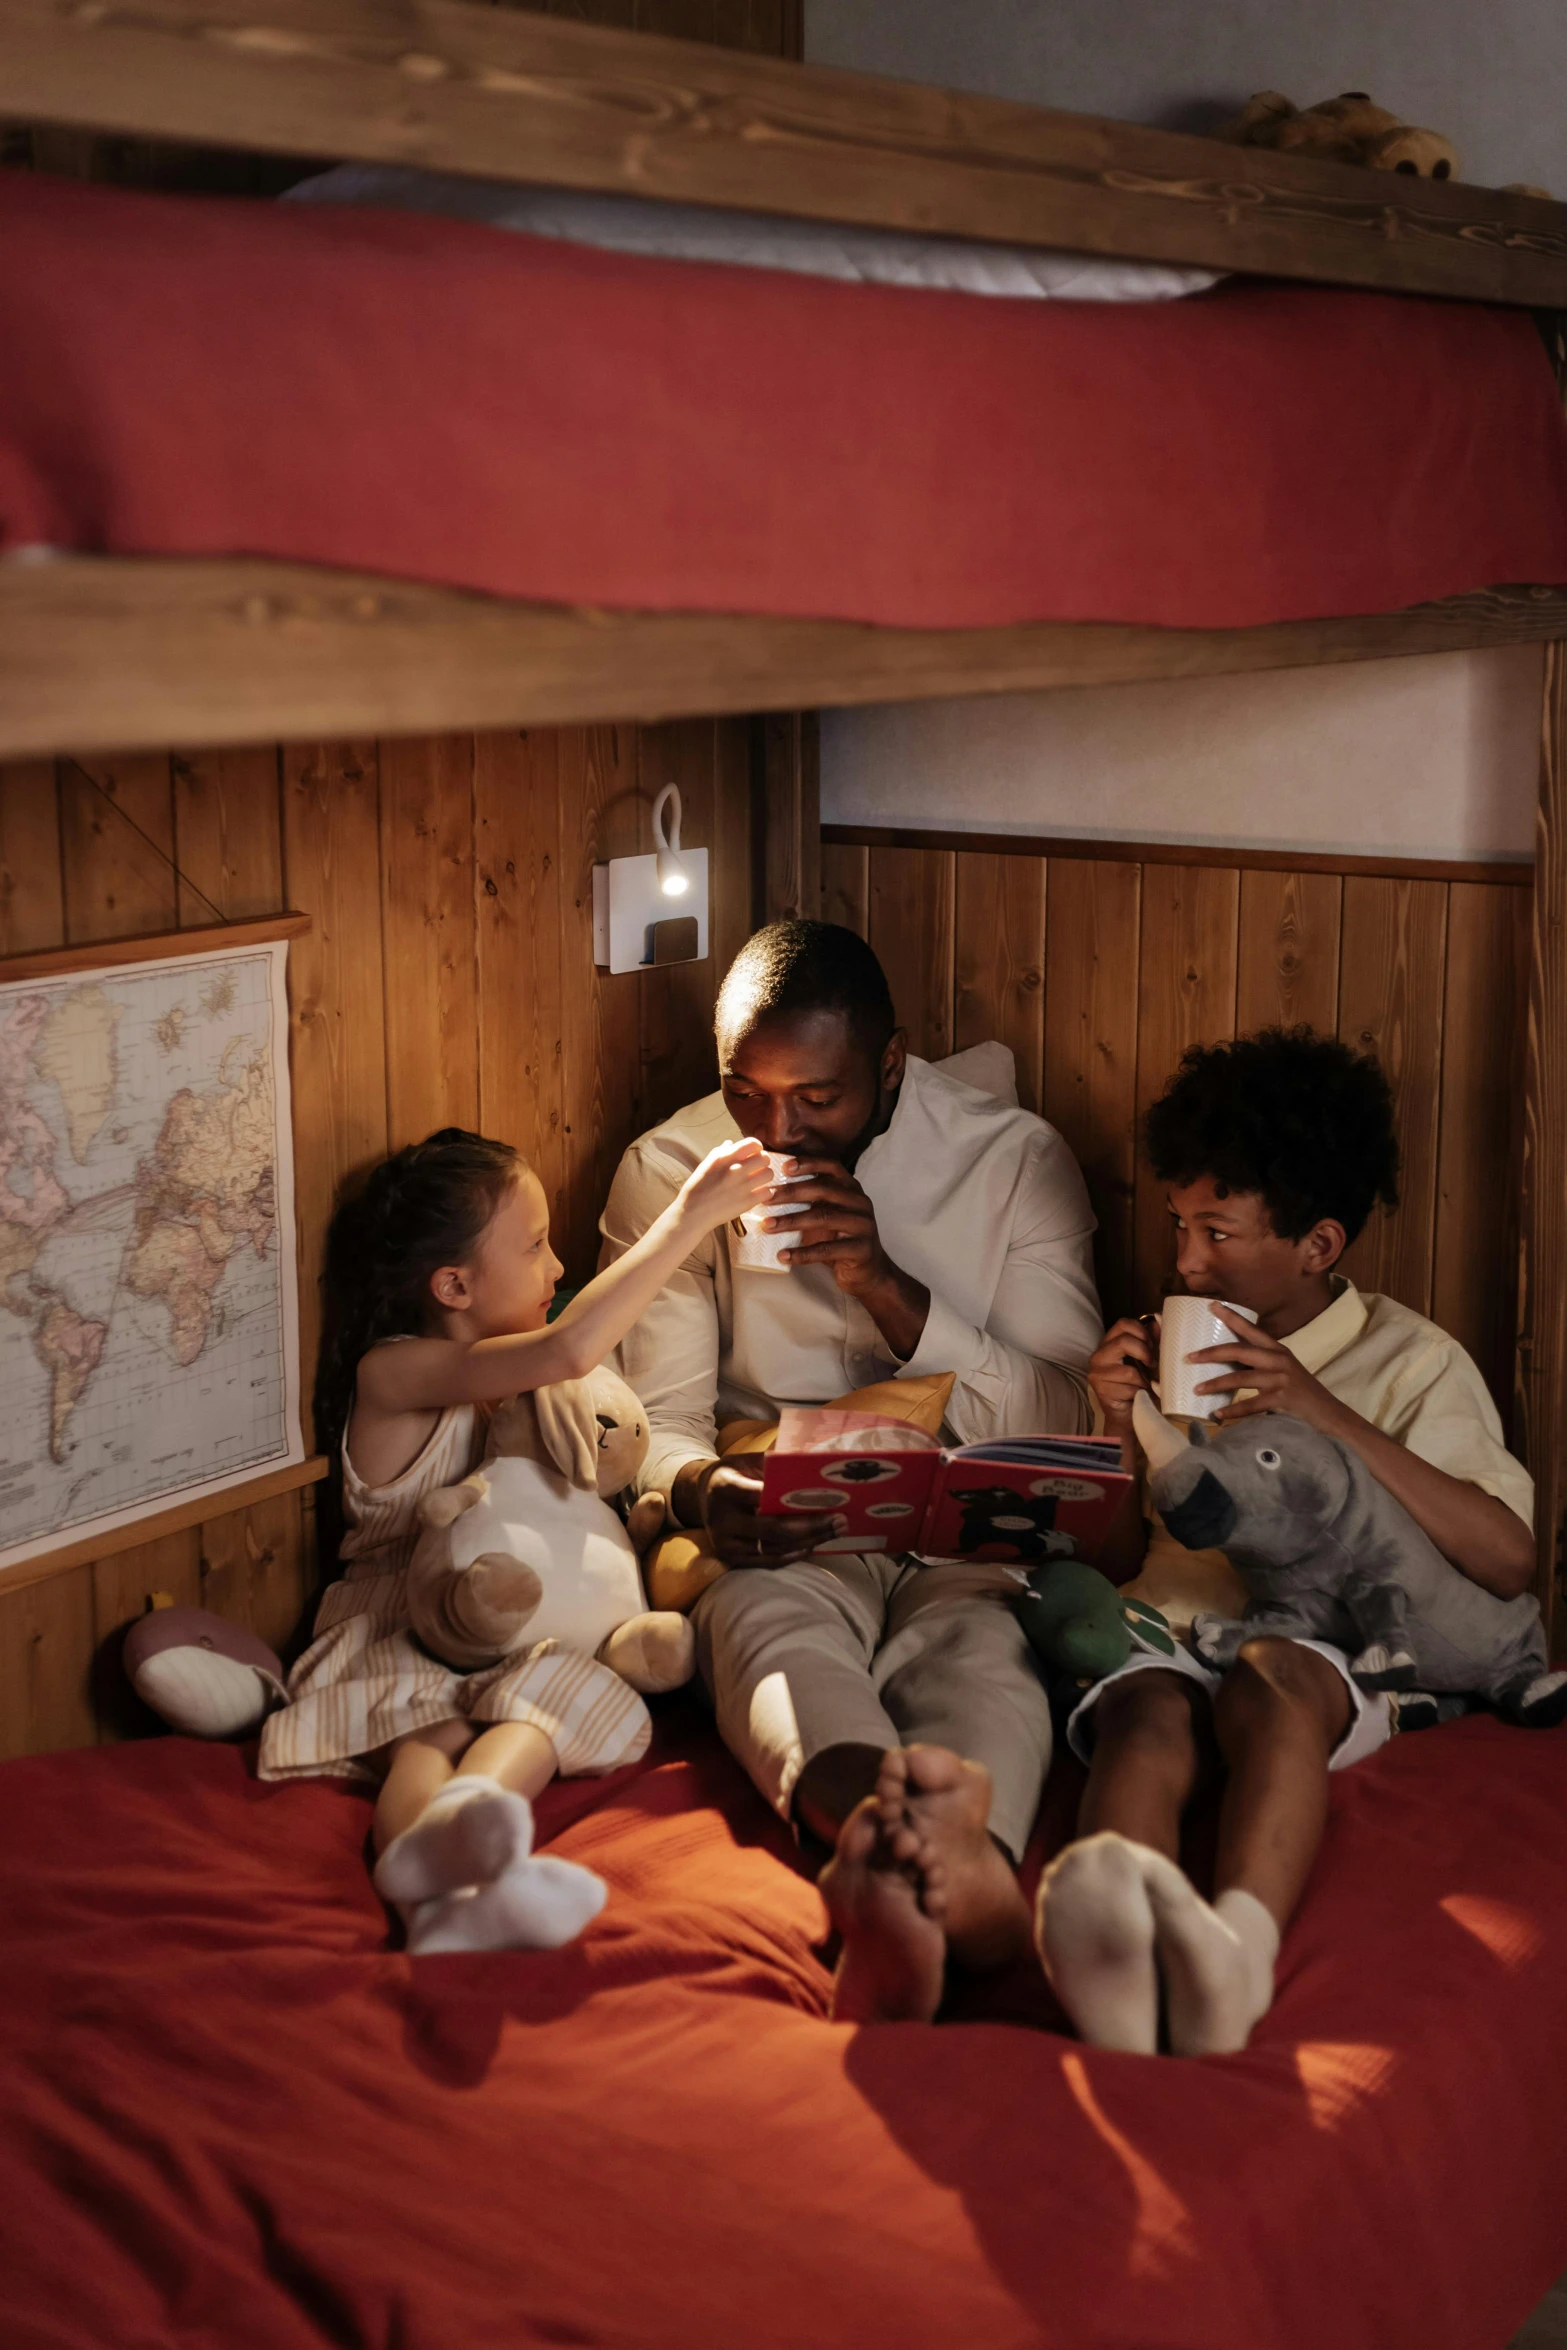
[3,169,1567,632]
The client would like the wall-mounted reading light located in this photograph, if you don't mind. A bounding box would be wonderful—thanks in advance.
[592,785,710,973]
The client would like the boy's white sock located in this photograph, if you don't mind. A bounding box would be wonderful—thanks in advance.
[374,1776,534,1906]
[1035,1833,1161,2055]
[403,1855,607,1956]
[1142,1859,1280,2056]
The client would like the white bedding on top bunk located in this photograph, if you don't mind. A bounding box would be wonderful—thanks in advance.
[284,167,1224,303]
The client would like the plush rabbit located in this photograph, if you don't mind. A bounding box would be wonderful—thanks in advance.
[1132,1391,1567,1726]
[407,1365,693,1694]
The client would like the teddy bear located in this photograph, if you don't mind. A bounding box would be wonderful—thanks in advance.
[404,1363,693,1693]
[1132,1390,1567,1725]
[1220,91,1458,181]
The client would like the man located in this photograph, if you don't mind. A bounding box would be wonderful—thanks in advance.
[600,920,1102,2017]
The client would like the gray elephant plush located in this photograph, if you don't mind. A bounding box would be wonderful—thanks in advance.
[1132,1391,1567,1726]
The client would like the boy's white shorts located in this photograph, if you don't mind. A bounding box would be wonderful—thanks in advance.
[1064,1636,1393,1772]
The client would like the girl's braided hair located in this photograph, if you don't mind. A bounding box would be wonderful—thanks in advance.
[313,1127,526,1566]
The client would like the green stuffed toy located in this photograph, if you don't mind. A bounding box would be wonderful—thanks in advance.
[1015,1561,1175,1682]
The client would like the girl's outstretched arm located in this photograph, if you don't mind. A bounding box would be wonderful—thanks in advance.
[359,1140,770,1413]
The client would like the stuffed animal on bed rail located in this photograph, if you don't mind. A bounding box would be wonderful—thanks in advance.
[406,1364,692,1693]
[1132,1390,1567,1725]
[1221,91,1459,181]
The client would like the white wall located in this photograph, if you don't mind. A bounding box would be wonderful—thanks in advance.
[804,2,1561,861]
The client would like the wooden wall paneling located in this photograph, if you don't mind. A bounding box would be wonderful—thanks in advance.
[1337,878,1449,1314]
[474,727,569,1220]
[953,851,1046,1113]
[712,717,757,979]
[1132,865,1240,1311]
[1042,860,1143,1324]
[0,762,65,953]
[1235,870,1343,1035]
[755,711,821,925]
[58,753,176,943]
[820,840,869,939]
[1433,883,1528,1413]
[558,724,641,1283]
[868,845,955,1062]
[90,1527,203,1736]
[170,746,285,923]
[197,1486,311,1658]
[639,721,723,1129]
[279,741,390,1419]
[377,734,480,1150]
[1518,642,1567,1642]
[0,1571,98,1761]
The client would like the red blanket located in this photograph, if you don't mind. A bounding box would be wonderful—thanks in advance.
[3,171,1566,631]
[3,1710,1567,2350]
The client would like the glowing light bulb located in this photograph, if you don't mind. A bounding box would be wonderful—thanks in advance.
[652,783,689,899]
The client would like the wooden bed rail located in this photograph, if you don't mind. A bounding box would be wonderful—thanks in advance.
[1,562,1565,759]
[4,0,1567,307]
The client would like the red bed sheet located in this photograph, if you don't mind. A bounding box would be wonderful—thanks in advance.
[3,1709,1567,2350]
[3,170,1567,632]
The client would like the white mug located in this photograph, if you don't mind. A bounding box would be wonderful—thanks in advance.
[733,1150,811,1273]
[1157,1295,1258,1420]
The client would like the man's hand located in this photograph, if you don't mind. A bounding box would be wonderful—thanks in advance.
[1088,1315,1158,1442]
[1189,1307,1348,1432]
[700,1460,846,1570]
[769,1158,930,1358]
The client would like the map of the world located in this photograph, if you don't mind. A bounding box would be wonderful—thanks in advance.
[0,938,300,1571]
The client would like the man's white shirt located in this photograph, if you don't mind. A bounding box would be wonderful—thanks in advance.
[599,1052,1104,1496]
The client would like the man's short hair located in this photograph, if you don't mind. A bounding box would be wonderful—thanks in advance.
[715,920,896,1062]
[1144,1026,1399,1244]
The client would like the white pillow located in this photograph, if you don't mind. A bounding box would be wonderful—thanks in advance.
[932,1039,1019,1104]
[286,168,1223,304]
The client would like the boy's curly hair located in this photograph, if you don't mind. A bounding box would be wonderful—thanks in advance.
[1143,1027,1399,1244]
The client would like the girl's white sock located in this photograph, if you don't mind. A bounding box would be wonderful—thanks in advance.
[403,1855,607,1956]
[374,1775,534,1906]
[1142,1862,1280,2056]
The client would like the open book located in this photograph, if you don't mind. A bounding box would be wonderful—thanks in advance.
[759,1407,1131,1561]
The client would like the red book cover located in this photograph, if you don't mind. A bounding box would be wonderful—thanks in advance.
[760,1409,1131,1562]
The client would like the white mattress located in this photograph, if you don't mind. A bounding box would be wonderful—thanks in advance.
[286,167,1223,304]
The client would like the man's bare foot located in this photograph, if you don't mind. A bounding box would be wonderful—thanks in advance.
[819,1794,947,2024]
[877,1746,1033,1971]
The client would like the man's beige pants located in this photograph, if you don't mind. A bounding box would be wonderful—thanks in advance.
[692,1553,1053,1860]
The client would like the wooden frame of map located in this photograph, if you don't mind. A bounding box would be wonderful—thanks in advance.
[0,913,308,1577]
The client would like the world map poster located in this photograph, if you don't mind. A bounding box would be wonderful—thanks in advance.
[0,936,301,1572]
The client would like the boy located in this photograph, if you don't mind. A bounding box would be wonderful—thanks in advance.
[1035,1028,1538,2058]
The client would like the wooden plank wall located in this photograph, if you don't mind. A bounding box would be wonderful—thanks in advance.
[0,723,752,1756]
[821,834,1530,1416]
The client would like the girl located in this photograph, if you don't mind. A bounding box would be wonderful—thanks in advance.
[259,1125,770,1955]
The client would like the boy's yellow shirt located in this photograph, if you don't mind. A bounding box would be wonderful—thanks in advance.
[1119,1279,1535,1637]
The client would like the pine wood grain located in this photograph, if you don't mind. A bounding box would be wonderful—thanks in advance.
[953,852,1046,1113]
[1337,878,1450,1314]
[820,840,869,938]
[0,912,308,985]
[1519,643,1567,1642]
[0,762,65,953]
[639,720,723,1128]
[279,741,389,1409]
[197,1486,312,1656]
[1235,870,1343,1035]
[757,711,821,925]
[869,845,954,1063]
[1434,882,1529,1414]
[7,567,1567,762]
[1042,858,1142,1323]
[1132,865,1240,1310]
[711,715,757,981]
[58,753,177,943]
[170,745,285,923]
[377,734,480,1149]
[474,726,567,1209]
[7,0,1564,302]
[559,724,641,1283]
[0,1568,97,1760]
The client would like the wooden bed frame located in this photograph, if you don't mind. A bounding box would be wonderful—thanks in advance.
[4,0,1567,1730]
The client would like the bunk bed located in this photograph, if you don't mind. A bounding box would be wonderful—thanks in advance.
[4,8,1567,2347]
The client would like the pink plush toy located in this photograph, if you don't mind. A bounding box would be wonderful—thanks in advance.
[122,1606,286,1739]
